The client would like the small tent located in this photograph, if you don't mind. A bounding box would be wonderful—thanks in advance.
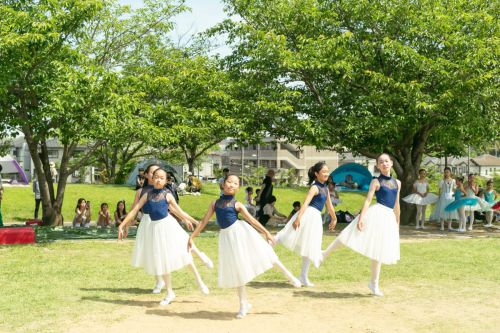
[330,163,372,192]
[0,155,29,185]
[126,160,181,186]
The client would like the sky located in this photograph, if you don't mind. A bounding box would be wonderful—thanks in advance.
[119,0,231,54]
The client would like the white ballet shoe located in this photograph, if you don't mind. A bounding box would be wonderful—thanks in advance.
[290,277,302,288]
[467,227,473,231]
[368,282,384,297]
[298,276,314,287]
[160,292,176,305]
[236,302,252,319]
[199,283,209,295]
[484,224,493,228]
[199,252,214,269]
[152,280,165,294]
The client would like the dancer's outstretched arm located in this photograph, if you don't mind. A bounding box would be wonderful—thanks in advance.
[118,195,147,240]
[166,193,195,230]
[293,186,319,230]
[235,202,275,245]
[394,180,401,226]
[326,190,338,231]
[188,202,215,251]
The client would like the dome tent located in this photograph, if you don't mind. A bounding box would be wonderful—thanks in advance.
[0,155,29,185]
[126,159,181,186]
[330,163,373,192]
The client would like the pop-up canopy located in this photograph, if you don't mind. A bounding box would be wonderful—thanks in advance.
[330,163,372,192]
[0,155,29,184]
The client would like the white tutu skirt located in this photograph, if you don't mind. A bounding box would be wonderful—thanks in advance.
[336,204,400,265]
[430,195,458,220]
[218,220,278,288]
[276,206,323,268]
[131,213,151,268]
[142,215,193,276]
[402,193,438,205]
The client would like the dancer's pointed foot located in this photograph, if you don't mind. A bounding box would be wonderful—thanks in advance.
[160,292,176,305]
[368,282,384,297]
[298,276,314,287]
[236,302,252,319]
[199,252,214,269]
[199,282,209,295]
[152,280,165,294]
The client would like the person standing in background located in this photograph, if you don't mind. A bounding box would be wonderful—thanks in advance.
[256,169,275,224]
[33,176,41,219]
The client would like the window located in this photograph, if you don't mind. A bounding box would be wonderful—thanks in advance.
[48,149,59,158]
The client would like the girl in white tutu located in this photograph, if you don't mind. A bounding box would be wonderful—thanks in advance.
[119,163,163,293]
[119,168,210,305]
[430,167,458,231]
[402,169,438,229]
[188,174,301,319]
[322,153,400,297]
[275,162,337,287]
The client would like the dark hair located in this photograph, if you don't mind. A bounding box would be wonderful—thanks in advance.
[143,163,161,186]
[444,167,451,172]
[269,195,277,203]
[486,180,493,185]
[255,189,261,194]
[307,161,327,185]
[100,203,108,210]
[223,168,230,173]
[152,168,167,177]
[418,168,426,173]
[245,186,253,193]
[224,173,240,182]
[293,201,301,208]
[76,198,86,209]
[376,152,392,162]
[138,168,145,172]
[456,176,464,182]
[116,200,127,215]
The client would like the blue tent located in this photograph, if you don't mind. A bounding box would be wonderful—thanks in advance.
[330,163,372,192]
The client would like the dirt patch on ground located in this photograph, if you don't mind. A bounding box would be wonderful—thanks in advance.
[67,281,500,333]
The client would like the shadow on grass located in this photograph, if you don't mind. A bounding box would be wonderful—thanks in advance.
[80,287,151,295]
[81,296,159,308]
[247,281,294,289]
[293,290,371,299]
[81,296,201,308]
[146,309,280,321]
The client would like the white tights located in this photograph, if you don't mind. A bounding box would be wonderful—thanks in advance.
[323,239,383,290]
[415,205,426,228]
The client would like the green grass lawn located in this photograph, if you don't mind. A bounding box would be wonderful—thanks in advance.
[1,183,367,224]
[0,236,499,333]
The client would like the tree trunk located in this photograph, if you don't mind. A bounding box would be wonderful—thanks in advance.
[398,166,418,226]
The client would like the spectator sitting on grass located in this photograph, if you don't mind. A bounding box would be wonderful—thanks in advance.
[260,195,287,227]
[97,203,112,228]
[73,198,87,227]
[114,200,127,227]
[340,174,358,189]
[286,201,301,222]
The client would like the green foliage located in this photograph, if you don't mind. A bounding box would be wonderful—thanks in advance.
[219,0,499,175]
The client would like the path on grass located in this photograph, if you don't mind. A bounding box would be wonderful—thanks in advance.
[68,226,500,333]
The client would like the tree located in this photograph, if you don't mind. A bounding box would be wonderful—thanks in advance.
[135,47,254,173]
[0,0,185,225]
[219,0,499,224]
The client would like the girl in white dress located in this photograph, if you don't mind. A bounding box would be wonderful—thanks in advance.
[464,174,479,230]
[402,169,438,229]
[430,167,458,231]
[189,174,301,319]
[322,153,400,297]
[119,168,209,305]
[275,162,337,287]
